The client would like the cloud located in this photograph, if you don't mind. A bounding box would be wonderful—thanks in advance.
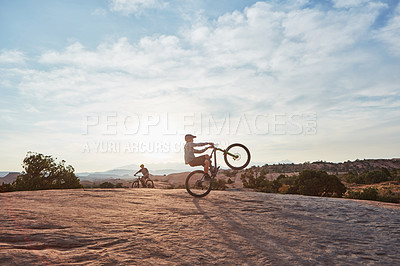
[109,0,168,15]
[2,1,400,170]
[332,0,370,8]
[374,4,400,56]
[0,49,26,64]
[91,8,107,16]
[13,1,399,121]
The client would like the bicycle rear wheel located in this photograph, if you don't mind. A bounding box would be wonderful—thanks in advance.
[146,180,154,188]
[224,143,251,170]
[185,170,212,197]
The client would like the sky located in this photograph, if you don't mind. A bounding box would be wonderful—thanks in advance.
[1,0,399,172]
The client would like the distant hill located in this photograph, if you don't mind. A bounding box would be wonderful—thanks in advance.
[253,158,400,174]
[4,158,399,185]
[0,172,20,184]
[0,172,9,178]
[77,162,193,180]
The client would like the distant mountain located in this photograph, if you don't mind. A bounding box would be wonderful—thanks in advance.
[114,162,193,173]
[77,162,193,180]
[0,172,20,184]
[257,158,400,174]
[278,159,294,164]
[0,172,9,178]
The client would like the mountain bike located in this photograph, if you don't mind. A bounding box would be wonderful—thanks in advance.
[185,143,250,197]
[131,174,154,188]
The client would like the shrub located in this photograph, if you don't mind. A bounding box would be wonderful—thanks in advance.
[377,188,399,203]
[13,152,82,191]
[345,187,400,203]
[291,170,346,197]
[99,182,114,188]
[0,183,13,193]
[212,179,227,190]
[241,169,261,189]
[359,187,378,200]
[345,190,361,199]
[241,169,346,197]
[225,170,238,178]
[345,168,392,184]
[278,184,290,194]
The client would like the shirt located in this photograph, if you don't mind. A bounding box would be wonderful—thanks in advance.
[184,142,208,164]
[137,168,149,177]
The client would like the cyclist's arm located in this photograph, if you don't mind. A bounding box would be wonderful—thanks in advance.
[193,143,213,153]
[192,142,209,147]
[193,147,208,153]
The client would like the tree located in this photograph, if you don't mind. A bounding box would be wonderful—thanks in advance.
[13,152,82,191]
[291,169,346,197]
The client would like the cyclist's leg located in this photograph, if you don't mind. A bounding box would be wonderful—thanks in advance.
[143,175,149,187]
[189,155,210,175]
[204,155,210,175]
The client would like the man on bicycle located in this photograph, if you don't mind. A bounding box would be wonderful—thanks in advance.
[184,134,214,177]
[134,164,150,187]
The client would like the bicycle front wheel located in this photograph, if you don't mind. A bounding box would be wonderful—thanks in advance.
[132,181,139,188]
[185,170,212,197]
[146,180,154,188]
[224,143,251,170]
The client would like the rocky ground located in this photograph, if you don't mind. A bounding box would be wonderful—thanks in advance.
[1,189,399,265]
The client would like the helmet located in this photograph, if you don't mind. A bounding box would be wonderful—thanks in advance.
[140,164,144,168]
[185,134,196,141]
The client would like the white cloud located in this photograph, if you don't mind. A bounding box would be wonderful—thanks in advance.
[15,2,399,120]
[91,8,107,16]
[2,1,400,170]
[109,0,168,15]
[374,4,400,56]
[0,49,26,64]
[332,0,369,9]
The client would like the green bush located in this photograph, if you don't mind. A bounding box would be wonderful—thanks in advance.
[13,152,82,191]
[240,169,346,197]
[345,168,392,184]
[346,190,362,199]
[291,170,346,197]
[99,182,114,188]
[377,188,399,203]
[359,187,378,200]
[346,187,399,203]
[0,183,13,193]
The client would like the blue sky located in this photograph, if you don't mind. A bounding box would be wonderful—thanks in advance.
[1,0,399,172]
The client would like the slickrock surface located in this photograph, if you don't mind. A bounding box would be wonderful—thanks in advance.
[1,189,399,265]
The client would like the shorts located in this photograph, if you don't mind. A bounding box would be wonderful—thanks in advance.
[188,155,207,167]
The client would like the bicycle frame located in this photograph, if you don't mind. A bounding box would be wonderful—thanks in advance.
[209,146,239,175]
[216,147,239,159]
[210,148,218,173]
